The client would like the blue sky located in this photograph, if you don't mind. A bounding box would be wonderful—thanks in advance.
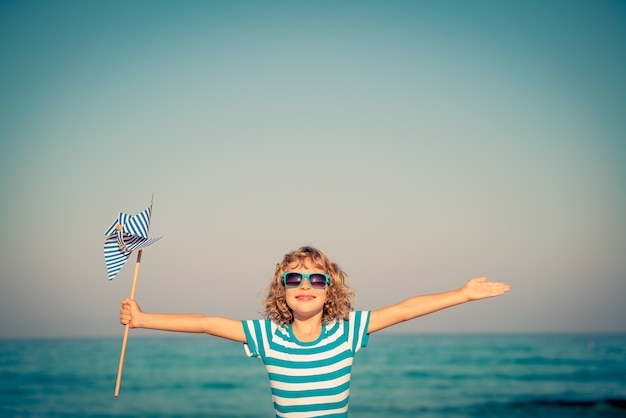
[1,1,625,338]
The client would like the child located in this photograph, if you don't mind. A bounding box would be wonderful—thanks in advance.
[120,246,510,417]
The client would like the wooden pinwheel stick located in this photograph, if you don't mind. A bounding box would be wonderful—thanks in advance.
[114,249,143,397]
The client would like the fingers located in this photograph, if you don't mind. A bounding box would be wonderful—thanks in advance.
[470,277,510,291]
[465,277,511,300]
[120,298,140,311]
[492,283,511,295]
[119,298,135,326]
[119,304,131,325]
[484,282,511,298]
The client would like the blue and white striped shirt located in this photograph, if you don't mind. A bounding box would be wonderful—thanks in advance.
[242,311,370,417]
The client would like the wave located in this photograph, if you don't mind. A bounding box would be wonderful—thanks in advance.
[350,397,626,417]
[512,398,626,408]
[471,397,626,417]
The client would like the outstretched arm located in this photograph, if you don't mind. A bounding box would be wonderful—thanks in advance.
[367,277,510,334]
[119,298,247,343]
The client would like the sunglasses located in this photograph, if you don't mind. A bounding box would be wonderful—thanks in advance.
[281,272,331,289]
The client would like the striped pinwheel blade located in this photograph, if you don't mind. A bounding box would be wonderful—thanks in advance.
[104,206,153,239]
[103,204,164,281]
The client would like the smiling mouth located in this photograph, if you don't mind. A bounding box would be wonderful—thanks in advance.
[296,295,316,300]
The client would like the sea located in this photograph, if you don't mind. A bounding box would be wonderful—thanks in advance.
[1,333,625,417]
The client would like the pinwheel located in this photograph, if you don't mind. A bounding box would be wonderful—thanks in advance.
[104,204,164,281]
[104,200,164,396]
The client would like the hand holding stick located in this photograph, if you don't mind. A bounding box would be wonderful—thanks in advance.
[114,250,142,397]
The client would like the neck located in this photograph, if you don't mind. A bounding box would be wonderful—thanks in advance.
[291,314,323,342]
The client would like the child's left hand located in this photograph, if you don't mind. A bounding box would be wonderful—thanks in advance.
[464,277,510,300]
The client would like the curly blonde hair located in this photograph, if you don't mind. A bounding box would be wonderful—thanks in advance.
[262,246,355,325]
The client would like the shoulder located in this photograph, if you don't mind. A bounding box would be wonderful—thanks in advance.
[241,318,278,335]
[348,310,370,322]
[327,311,370,334]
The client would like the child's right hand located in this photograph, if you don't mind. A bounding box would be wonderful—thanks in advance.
[119,298,141,328]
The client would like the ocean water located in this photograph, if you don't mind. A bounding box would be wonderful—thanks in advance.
[1,333,625,417]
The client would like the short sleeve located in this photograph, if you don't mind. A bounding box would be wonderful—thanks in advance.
[349,310,370,353]
[241,319,264,358]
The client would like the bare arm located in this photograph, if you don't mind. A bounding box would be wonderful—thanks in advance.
[119,298,247,343]
[367,277,510,334]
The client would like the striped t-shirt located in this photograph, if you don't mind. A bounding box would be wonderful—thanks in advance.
[242,311,371,417]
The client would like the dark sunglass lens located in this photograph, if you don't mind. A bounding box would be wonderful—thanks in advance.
[309,274,327,288]
[285,273,303,287]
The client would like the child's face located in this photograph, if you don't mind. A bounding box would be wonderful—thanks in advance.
[284,259,328,321]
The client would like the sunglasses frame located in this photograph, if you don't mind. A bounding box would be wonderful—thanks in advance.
[281,272,331,289]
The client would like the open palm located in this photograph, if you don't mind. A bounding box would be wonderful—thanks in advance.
[464,277,510,300]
